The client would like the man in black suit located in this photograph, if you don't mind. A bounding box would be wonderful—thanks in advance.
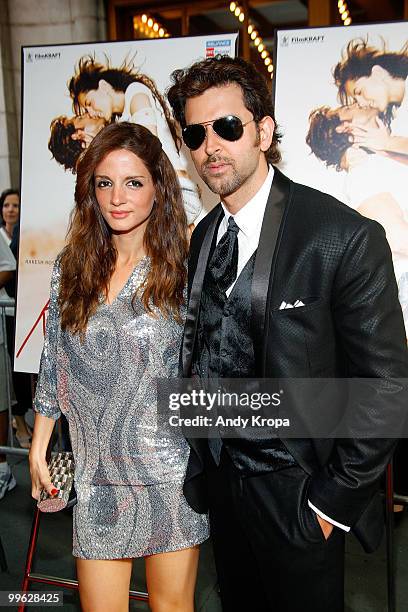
[167,56,408,611]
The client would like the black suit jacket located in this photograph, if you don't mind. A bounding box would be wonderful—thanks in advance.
[182,168,408,552]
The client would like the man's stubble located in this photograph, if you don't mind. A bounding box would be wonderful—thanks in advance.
[199,132,262,198]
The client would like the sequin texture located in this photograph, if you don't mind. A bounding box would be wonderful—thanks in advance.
[35,257,209,559]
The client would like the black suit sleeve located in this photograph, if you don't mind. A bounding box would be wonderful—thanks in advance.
[187,228,200,297]
[308,219,408,527]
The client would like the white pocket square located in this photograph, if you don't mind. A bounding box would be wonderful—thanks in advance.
[279,300,305,310]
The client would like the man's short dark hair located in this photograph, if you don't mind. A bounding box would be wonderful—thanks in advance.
[48,116,83,173]
[306,107,351,171]
[167,55,281,164]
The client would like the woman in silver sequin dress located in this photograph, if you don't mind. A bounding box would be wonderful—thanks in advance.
[29,122,209,611]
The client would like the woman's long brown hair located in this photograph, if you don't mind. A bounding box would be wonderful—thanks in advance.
[58,122,188,335]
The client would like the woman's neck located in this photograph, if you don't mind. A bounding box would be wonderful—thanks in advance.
[112,227,146,268]
[4,222,14,239]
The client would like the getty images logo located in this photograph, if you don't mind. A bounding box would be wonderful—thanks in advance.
[281,34,325,46]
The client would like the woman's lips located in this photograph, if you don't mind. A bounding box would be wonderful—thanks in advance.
[111,211,131,219]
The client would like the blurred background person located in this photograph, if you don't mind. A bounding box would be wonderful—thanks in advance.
[0,227,16,499]
[0,189,19,245]
[0,189,33,449]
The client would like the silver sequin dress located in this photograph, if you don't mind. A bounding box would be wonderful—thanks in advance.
[34,258,209,559]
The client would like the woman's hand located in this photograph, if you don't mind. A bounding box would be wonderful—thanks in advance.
[71,128,94,149]
[29,413,59,501]
[29,453,58,501]
[346,117,391,152]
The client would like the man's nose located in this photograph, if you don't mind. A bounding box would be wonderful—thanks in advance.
[204,125,222,156]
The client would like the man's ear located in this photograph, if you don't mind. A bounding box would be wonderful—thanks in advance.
[258,116,275,152]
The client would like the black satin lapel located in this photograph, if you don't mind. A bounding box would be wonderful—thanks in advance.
[182,206,224,376]
[251,168,293,375]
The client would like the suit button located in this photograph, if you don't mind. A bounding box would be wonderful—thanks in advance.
[223,305,231,316]
[220,348,228,358]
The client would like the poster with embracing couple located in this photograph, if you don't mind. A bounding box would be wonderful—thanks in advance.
[274,22,408,339]
[16,33,238,373]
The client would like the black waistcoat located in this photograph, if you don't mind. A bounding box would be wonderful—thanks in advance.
[192,244,296,476]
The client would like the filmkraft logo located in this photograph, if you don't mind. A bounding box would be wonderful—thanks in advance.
[281,34,324,45]
[27,51,61,61]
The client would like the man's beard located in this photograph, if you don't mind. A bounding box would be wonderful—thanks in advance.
[199,132,261,196]
[200,157,245,197]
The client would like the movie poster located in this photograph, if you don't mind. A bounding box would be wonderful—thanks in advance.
[274,22,408,338]
[16,33,238,373]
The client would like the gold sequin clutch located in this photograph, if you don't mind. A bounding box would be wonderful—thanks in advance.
[37,451,75,512]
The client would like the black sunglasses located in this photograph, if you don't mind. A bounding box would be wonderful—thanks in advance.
[182,115,255,150]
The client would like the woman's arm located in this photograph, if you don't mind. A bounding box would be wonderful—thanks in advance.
[30,260,63,500]
[0,235,16,287]
[29,414,57,500]
[349,117,408,161]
